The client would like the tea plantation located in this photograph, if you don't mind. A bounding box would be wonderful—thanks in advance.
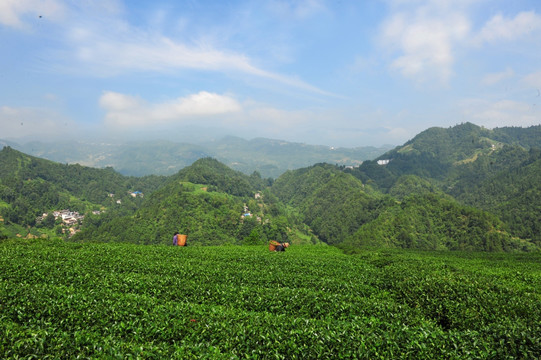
[1,240,540,359]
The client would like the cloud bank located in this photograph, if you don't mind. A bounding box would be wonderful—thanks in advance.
[100,91,242,128]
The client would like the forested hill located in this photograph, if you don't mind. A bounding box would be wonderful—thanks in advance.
[0,146,166,239]
[172,157,268,197]
[342,123,541,248]
[384,123,541,164]
[72,158,309,246]
[450,148,541,243]
[271,163,533,251]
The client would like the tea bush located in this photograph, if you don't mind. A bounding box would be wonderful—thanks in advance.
[1,240,540,359]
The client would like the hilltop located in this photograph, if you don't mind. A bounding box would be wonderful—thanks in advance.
[345,122,541,246]
[73,157,310,246]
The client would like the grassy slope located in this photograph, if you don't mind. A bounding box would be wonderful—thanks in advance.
[1,240,540,359]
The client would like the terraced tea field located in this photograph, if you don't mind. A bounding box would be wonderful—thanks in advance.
[1,240,540,359]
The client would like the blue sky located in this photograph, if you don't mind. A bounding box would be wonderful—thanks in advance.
[1,0,540,147]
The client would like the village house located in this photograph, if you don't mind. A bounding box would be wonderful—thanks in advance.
[130,191,144,198]
[37,209,84,226]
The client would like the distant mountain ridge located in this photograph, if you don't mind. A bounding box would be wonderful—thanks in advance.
[2,136,393,178]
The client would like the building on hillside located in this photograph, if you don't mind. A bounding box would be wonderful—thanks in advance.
[130,191,144,198]
[377,159,390,165]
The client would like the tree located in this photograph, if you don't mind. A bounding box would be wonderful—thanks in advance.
[244,228,262,245]
[43,213,56,228]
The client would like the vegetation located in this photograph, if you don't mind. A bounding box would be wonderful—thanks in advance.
[271,165,389,245]
[2,122,541,252]
[344,123,541,248]
[2,123,541,358]
[0,146,166,238]
[343,194,533,252]
[449,148,541,245]
[72,158,300,246]
[349,123,541,192]
[1,240,540,359]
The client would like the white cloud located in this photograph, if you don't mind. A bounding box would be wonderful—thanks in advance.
[99,91,242,128]
[460,99,540,128]
[71,29,256,75]
[380,3,470,83]
[2,0,333,97]
[0,0,64,29]
[482,67,515,86]
[475,11,541,44]
[57,13,333,96]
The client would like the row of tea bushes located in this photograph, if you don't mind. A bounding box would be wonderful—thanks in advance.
[1,240,540,358]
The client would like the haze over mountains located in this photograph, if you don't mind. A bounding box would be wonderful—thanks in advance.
[1,122,540,251]
[0,136,393,179]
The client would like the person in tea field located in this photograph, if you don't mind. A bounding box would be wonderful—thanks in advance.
[172,232,179,246]
[268,240,290,252]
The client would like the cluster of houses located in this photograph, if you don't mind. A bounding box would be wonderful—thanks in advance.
[344,160,391,168]
[107,191,144,205]
[37,210,86,226]
[241,193,264,223]
[35,209,102,237]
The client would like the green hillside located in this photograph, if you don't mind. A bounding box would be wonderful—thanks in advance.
[174,157,261,197]
[343,123,541,247]
[271,164,389,245]
[0,146,166,238]
[350,122,541,192]
[73,158,305,246]
[451,148,541,244]
[343,193,532,252]
[271,163,534,251]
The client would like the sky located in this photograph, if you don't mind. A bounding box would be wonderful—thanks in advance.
[1,0,540,148]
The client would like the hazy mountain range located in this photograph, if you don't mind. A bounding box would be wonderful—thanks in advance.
[0,136,393,178]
